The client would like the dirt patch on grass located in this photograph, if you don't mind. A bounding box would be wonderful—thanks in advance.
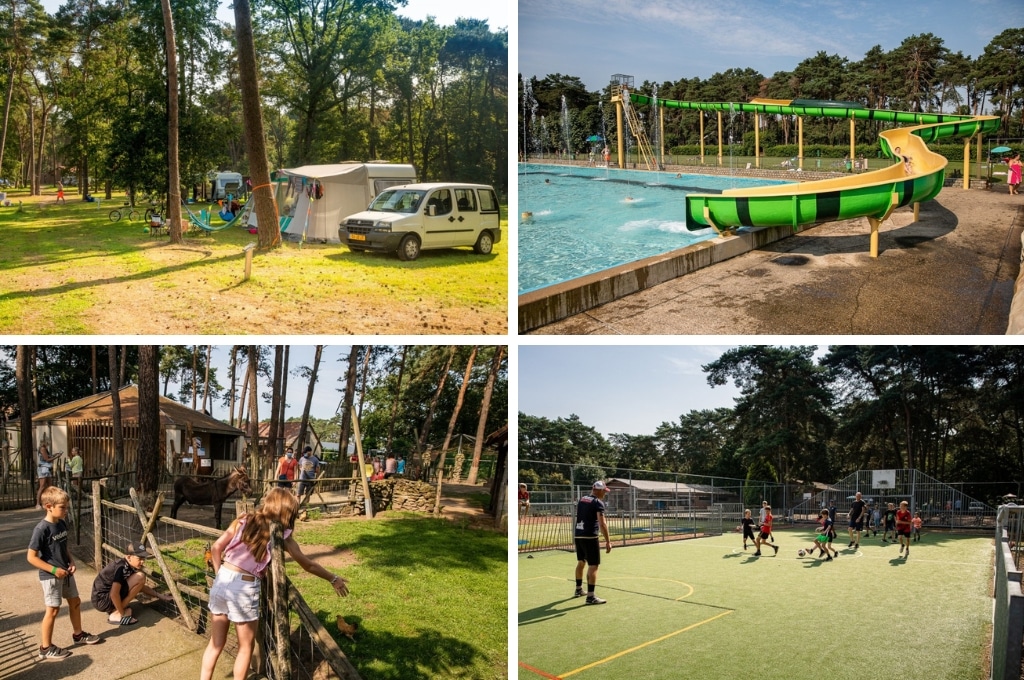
[294,543,360,570]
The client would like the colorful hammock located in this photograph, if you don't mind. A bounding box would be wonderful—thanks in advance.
[182,195,253,232]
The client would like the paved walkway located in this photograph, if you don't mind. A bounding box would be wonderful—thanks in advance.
[0,507,207,680]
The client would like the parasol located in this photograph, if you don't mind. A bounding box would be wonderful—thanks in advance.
[586,135,604,142]
[991,146,1012,154]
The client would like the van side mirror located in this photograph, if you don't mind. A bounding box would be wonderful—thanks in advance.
[427,204,436,217]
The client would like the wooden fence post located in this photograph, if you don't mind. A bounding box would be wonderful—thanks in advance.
[269,522,291,678]
[92,479,103,568]
[129,487,196,631]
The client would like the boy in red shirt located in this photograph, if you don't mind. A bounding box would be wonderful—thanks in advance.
[518,483,531,519]
[895,500,913,558]
[754,506,779,556]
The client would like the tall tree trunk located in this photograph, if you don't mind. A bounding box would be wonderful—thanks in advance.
[234,0,280,249]
[278,345,289,458]
[228,346,238,427]
[137,346,161,494]
[357,346,372,418]
[109,346,125,473]
[16,345,33,481]
[467,346,504,485]
[119,345,127,386]
[161,0,183,243]
[385,346,407,454]
[296,346,322,453]
[338,346,359,456]
[201,345,212,413]
[434,347,477,512]
[191,345,198,411]
[269,345,283,459]
[246,346,260,467]
[91,346,98,394]
[417,346,457,456]
[0,55,17,179]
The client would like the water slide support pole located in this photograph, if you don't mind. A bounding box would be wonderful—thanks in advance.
[866,191,900,258]
[798,116,804,170]
[963,137,971,190]
[699,112,705,164]
[717,111,723,166]
[754,113,760,169]
[849,118,856,169]
[615,96,625,169]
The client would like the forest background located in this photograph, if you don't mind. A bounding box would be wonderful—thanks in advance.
[0,0,507,201]
[519,28,1024,161]
[519,346,1024,506]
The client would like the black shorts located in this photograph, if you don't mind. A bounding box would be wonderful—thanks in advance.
[743,527,756,540]
[575,538,601,566]
[92,581,129,614]
[759,530,771,541]
[849,520,863,531]
[897,528,911,537]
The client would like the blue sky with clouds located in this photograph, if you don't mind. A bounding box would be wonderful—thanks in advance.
[519,0,1024,92]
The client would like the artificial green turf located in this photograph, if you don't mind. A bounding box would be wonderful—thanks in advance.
[519,529,992,680]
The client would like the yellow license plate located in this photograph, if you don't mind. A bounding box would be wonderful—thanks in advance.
[349,234,366,241]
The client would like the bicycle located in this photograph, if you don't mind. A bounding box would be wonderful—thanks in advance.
[109,203,140,222]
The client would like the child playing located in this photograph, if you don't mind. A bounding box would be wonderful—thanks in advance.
[91,541,172,625]
[810,509,838,561]
[26,486,99,660]
[200,487,350,680]
[912,511,923,542]
[754,505,779,556]
[896,501,913,557]
[741,509,758,550]
[882,503,897,543]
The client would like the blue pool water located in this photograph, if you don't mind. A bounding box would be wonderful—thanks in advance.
[518,164,794,294]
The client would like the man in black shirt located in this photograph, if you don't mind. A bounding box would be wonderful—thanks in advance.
[848,492,868,550]
[574,481,612,605]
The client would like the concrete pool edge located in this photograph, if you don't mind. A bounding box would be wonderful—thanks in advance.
[518,223,808,332]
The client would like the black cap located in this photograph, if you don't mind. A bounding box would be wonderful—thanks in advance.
[126,542,151,558]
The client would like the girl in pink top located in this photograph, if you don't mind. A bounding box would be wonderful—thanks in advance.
[200,488,349,680]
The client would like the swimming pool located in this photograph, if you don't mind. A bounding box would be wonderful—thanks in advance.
[517,164,794,294]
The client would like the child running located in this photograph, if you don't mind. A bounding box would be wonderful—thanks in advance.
[912,511,923,542]
[882,502,897,543]
[741,509,758,550]
[810,509,838,561]
[896,501,913,558]
[754,505,779,556]
[200,487,349,680]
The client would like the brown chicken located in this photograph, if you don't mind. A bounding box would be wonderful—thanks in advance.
[204,543,214,572]
[335,616,358,641]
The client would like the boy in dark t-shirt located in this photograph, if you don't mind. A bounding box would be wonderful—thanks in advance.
[91,542,172,625]
[26,487,99,661]
[574,481,612,605]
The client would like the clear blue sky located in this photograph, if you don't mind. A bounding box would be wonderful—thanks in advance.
[518,345,745,436]
[519,0,1024,92]
[40,0,506,30]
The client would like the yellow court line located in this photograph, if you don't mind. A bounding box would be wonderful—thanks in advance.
[559,609,734,678]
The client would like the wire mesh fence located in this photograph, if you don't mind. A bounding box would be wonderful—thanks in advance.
[68,479,360,679]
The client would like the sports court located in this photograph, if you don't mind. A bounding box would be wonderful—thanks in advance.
[519,528,993,680]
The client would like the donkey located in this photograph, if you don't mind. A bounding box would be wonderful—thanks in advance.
[171,465,251,529]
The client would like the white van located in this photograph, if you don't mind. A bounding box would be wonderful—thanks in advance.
[338,182,501,260]
[210,171,244,200]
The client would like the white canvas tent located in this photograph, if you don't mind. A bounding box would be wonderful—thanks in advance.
[273,163,417,243]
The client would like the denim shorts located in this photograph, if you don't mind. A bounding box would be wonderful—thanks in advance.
[208,569,260,623]
[41,574,79,608]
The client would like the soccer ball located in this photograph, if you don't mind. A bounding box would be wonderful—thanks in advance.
[797,549,806,557]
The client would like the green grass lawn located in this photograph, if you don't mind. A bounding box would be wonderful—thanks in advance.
[0,190,507,334]
[519,529,993,680]
[291,512,507,680]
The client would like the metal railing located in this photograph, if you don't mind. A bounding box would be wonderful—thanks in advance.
[992,505,1024,680]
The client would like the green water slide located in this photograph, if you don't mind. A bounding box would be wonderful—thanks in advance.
[628,94,999,254]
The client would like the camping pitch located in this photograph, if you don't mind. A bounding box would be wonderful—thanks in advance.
[276,163,417,243]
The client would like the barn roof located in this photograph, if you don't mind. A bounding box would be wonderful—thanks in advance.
[32,385,243,436]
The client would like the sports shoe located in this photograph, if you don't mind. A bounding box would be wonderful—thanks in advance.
[573,587,585,598]
[39,645,71,660]
[753,551,761,556]
[904,549,909,558]
[585,596,606,605]
[72,631,100,645]
[772,545,779,555]
[825,556,833,562]
[847,541,853,547]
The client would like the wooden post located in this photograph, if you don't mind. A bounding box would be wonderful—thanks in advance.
[493,459,508,530]
[350,406,373,518]
[243,242,256,281]
[129,487,196,631]
[269,523,291,679]
[433,448,448,515]
[92,479,103,569]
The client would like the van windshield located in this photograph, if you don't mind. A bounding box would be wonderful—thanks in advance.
[368,189,425,214]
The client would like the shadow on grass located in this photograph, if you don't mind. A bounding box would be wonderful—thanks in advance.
[319,614,489,680]
[323,248,499,268]
[517,597,580,626]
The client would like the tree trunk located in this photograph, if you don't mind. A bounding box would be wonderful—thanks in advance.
[191,345,198,411]
[246,346,259,466]
[228,346,238,427]
[161,0,183,243]
[467,346,504,485]
[417,347,457,456]
[201,345,212,413]
[16,346,33,481]
[357,346,372,418]
[234,0,280,249]
[278,345,289,459]
[109,346,125,473]
[91,346,98,394]
[269,345,283,458]
[338,346,359,456]
[434,347,477,513]
[0,55,17,181]
[385,346,407,454]
[137,346,161,494]
[296,346,322,453]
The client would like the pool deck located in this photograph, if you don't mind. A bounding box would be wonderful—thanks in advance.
[521,184,1023,335]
